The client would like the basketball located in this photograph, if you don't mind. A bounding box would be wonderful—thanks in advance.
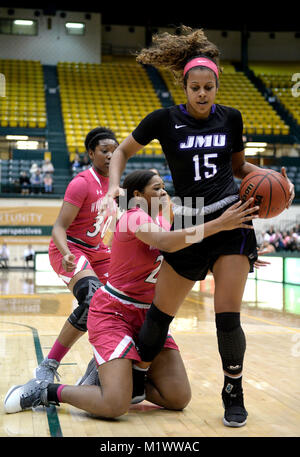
[239,169,290,218]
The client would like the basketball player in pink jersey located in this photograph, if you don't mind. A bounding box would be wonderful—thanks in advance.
[34,127,119,383]
[5,170,260,417]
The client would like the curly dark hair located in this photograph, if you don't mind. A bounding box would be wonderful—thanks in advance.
[136,25,221,86]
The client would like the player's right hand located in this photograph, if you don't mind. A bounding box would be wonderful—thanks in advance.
[62,253,76,272]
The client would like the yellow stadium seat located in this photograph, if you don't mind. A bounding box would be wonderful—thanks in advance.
[0,58,47,128]
[58,61,163,156]
[9,116,18,127]
[0,116,8,127]
[249,61,298,132]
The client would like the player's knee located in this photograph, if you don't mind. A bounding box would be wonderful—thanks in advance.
[68,276,103,332]
[106,402,129,418]
[163,385,192,410]
[98,391,131,418]
[138,303,174,362]
[159,373,192,410]
[215,312,246,375]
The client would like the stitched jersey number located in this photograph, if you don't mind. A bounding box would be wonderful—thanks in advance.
[193,153,218,181]
[87,214,113,238]
[145,255,164,284]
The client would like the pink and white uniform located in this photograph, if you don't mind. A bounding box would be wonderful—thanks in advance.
[87,207,179,366]
[49,167,111,285]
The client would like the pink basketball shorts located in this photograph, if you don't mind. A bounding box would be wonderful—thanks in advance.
[49,239,110,285]
[87,288,179,365]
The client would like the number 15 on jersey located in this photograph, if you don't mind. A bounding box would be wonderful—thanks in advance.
[193,153,218,181]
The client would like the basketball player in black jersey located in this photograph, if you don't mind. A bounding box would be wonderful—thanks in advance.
[103,26,295,427]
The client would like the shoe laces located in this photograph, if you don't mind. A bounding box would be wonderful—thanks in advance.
[38,359,61,382]
[21,381,50,408]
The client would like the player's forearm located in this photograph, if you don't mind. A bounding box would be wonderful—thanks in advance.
[202,218,225,238]
[108,147,129,191]
[52,224,71,256]
[234,161,261,180]
[140,220,222,253]
[165,219,224,251]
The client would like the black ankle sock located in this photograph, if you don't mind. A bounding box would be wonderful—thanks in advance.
[47,383,61,403]
[224,375,242,391]
[132,366,148,397]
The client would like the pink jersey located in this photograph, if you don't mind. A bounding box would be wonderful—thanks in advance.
[106,207,170,304]
[63,167,110,255]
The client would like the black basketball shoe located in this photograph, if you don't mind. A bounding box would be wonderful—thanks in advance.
[222,381,248,427]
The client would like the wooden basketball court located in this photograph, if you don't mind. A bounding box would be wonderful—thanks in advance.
[0,270,300,438]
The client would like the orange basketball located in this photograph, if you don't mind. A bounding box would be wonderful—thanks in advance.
[239,169,290,218]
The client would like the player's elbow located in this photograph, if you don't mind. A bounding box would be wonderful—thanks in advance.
[157,239,179,253]
[233,164,245,179]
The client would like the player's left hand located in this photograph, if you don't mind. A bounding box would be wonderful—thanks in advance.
[281,166,295,208]
[254,259,271,269]
[253,248,271,269]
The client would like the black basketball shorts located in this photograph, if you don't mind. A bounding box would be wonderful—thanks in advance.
[161,207,258,282]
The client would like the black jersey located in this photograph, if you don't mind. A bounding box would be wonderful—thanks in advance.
[132,104,244,207]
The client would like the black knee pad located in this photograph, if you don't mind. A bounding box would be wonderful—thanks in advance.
[216,312,246,375]
[68,276,103,332]
[137,303,174,362]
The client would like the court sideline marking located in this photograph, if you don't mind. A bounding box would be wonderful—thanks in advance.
[2,321,63,437]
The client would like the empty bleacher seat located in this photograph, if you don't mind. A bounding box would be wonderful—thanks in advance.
[58,59,163,156]
[249,61,299,128]
[0,59,47,129]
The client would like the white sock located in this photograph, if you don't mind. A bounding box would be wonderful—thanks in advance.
[133,364,149,372]
[225,372,243,380]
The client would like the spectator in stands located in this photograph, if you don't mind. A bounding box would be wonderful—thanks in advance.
[81,153,90,170]
[24,244,35,268]
[257,226,300,252]
[19,171,31,195]
[295,235,300,252]
[42,158,54,175]
[282,231,292,250]
[29,162,40,176]
[71,153,82,172]
[260,240,276,254]
[283,230,298,251]
[291,227,300,245]
[262,231,271,243]
[272,230,285,251]
[43,173,53,193]
[30,168,43,194]
[0,243,9,268]
[268,231,278,245]
[266,225,275,237]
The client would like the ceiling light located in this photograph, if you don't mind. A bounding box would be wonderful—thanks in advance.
[6,135,29,140]
[245,147,266,155]
[13,20,34,26]
[16,140,39,149]
[245,142,268,147]
[65,22,84,29]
